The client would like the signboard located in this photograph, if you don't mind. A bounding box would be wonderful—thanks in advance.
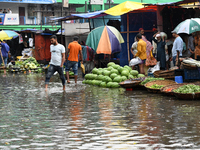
[63,0,69,7]
[90,0,103,5]
[0,0,56,4]
[0,14,19,25]
[0,14,5,25]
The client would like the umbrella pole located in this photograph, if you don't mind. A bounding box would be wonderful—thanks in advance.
[127,13,130,62]
[0,47,5,68]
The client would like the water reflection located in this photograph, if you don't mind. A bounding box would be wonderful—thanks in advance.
[0,74,200,149]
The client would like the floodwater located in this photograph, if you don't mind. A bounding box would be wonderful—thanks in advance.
[1,73,200,150]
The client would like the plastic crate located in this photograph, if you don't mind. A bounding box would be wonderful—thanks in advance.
[184,69,200,80]
[148,72,154,77]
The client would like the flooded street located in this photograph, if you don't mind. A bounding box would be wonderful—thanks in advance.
[1,73,200,149]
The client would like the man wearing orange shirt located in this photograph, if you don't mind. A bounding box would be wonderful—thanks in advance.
[65,36,83,84]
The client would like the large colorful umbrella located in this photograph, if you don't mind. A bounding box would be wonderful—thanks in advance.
[173,18,200,34]
[0,30,19,40]
[86,26,124,54]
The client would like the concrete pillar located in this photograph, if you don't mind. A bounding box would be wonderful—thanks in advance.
[37,5,41,25]
[156,5,163,31]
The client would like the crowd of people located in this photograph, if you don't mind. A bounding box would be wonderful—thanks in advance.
[129,27,200,75]
[0,8,12,14]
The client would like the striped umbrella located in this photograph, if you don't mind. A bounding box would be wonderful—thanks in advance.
[0,30,19,40]
[86,26,124,54]
[174,18,200,34]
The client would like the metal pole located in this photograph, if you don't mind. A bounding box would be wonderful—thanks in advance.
[127,13,130,62]
[61,0,63,44]
[109,0,111,8]
[85,1,87,12]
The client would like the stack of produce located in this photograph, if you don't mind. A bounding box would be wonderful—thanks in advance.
[82,62,145,88]
[174,84,200,94]
[140,77,165,85]
[8,57,43,73]
[149,84,165,89]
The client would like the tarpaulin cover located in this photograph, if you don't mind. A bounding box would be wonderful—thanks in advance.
[51,10,106,21]
[71,10,106,19]
[121,0,182,4]
[105,0,182,16]
[105,1,144,16]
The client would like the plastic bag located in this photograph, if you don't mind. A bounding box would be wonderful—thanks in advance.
[148,61,160,73]
[129,57,142,66]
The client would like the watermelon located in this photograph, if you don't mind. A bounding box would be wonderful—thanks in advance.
[130,70,139,76]
[121,76,127,81]
[138,74,145,77]
[110,69,119,75]
[107,62,115,67]
[121,70,129,77]
[113,76,122,83]
[92,68,98,74]
[100,82,107,87]
[110,73,118,80]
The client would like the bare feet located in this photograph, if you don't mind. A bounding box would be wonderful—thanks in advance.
[45,84,48,91]
[63,85,65,91]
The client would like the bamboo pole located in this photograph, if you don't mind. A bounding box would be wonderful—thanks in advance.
[127,13,130,62]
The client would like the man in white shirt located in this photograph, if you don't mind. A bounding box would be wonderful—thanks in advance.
[45,35,66,91]
[171,30,183,66]
[7,8,12,14]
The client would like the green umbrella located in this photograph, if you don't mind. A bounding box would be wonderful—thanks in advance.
[173,18,200,34]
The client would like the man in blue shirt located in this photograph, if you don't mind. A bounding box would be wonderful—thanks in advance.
[171,31,183,66]
[0,40,10,67]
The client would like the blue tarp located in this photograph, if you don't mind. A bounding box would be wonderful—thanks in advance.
[71,10,106,19]
[50,10,107,21]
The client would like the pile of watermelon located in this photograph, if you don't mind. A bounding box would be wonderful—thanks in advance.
[82,62,145,88]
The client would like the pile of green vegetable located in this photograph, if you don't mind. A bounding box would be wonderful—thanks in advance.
[174,84,200,94]
[82,62,145,88]
[8,57,43,73]
[141,77,165,85]
[149,84,165,89]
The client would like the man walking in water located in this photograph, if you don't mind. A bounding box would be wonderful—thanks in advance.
[65,36,83,84]
[45,35,66,91]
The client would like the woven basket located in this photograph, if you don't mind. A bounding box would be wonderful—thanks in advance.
[194,81,200,86]
[172,83,200,100]
[145,80,177,93]
[119,80,141,88]
[173,92,200,100]
[153,70,175,79]
[160,83,192,96]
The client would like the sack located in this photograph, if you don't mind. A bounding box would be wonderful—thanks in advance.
[151,61,160,73]
[84,61,95,74]
[145,56,157,66]
[129,57,142,66]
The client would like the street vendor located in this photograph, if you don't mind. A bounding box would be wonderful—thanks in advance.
[0,40,10,67]
[65,36,83,84]
[152,33,166,70]
[171,30,183,66]
[45,35,66,91]
[134,33,147,75]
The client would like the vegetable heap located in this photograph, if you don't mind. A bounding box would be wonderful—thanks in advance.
[82,62,145,88]
[149,84,165,89]
[8,57,43,73]
[141,77,165,85]
[165,88,173,92]
[174,84,200,94]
